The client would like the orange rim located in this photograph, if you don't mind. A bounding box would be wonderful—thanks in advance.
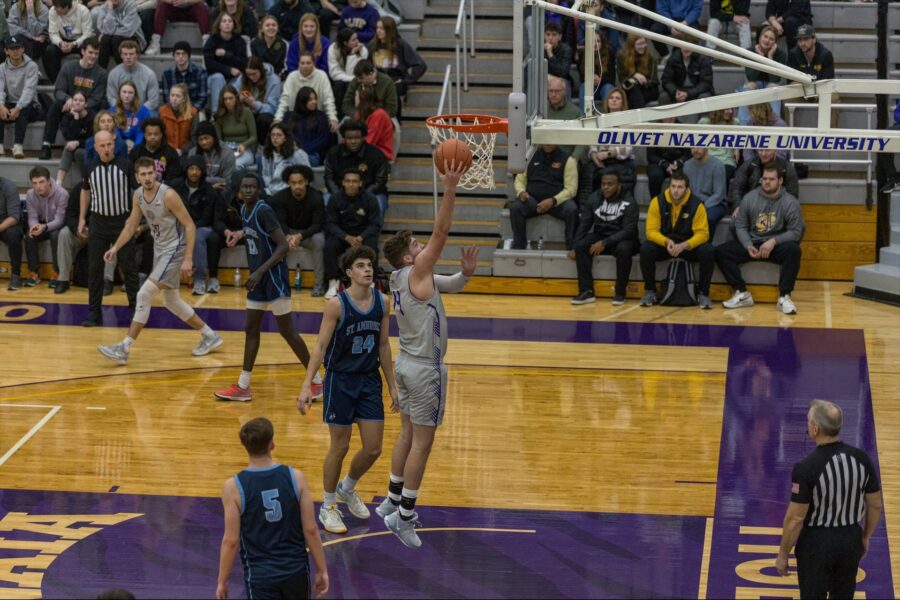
[426,114,508,134]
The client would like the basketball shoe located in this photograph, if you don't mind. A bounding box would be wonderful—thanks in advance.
[375,497,398,518]
[214,384,252,402]
[336,482,370,519]
[384,511,421,548]
[319,504,347,534]
[98,342,129,365]
[192,332,224,356]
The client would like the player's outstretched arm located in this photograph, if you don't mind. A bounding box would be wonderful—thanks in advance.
[216,478,241,600]
[106,194,143,262]
[433,246,479,294]
[410,160,468,280]
[297,298,341,414]
[377,292,399,412]
[295,469,329,598]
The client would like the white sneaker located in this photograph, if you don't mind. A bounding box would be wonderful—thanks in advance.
[777,294,797,315]
[336,482,370,519]
[325,278,340,298]
[723,290,754,309]
[375,497,398,518]
[192,332,223,356]
[12,144,23,159]
[318,504,347,534]
[384,511,421,548]
[144,34,161,55]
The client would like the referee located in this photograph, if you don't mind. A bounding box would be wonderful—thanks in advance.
[78,130,138,327]
[776,399,883,598]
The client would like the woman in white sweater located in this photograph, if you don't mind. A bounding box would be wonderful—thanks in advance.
[45,0,92,82]
[327,27,367,118]
[275,51,337,128]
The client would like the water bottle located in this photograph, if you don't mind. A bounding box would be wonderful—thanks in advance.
[526,240,532,250]
[502,238,512,250]
[234,267,241,288]
[537,236,544,250]
[294,264,302,291]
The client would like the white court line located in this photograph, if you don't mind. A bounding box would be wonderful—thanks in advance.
[823,281,833,329]
[597,304,643,321]
[0,405,61,467]
[86,406,107,411]
[0,402,58,409]
[193,294,209,308]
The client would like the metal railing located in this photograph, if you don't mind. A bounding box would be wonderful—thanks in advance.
[433,64,455,214]
[455,0,475,108]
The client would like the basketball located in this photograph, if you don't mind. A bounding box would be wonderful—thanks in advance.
[434,138,473,174]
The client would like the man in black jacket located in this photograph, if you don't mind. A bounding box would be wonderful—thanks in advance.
[544,22,573,88]
[572,170,639,306]
[268,165,327,296]
[174,155,222,294]
[660,44,714,107]
[324,119,390,215]
[323,169,381,298]
[766,0,812,49]
[128,118,183,184]
[729,148,800,210]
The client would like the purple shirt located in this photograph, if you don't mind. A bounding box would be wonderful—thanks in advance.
[26,180,69,231]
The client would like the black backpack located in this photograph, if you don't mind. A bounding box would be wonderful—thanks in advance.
[659,258,697,306]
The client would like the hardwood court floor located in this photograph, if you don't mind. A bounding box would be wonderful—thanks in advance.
[0,279,897,597]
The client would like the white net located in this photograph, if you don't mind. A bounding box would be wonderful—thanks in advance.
[426,115,503,190]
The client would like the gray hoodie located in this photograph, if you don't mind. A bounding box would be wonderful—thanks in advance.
[736,186,805,247]
[0,54,39,108]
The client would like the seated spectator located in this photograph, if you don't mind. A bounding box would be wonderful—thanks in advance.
[210,0,257,39]
[109,80,151,149]
[250,15,287,78]
[84,110,128,161]
[660,41,714,106]
[8,0,50,62]
[94,0,145,67]
[697,108,740,181]
[342,59,398,121]
[339,0,378,45]
[235,57,281,145]
[257,123,309,198]
[716,163,805,314]
[323,168,381,297]
[706,0,751,51]
[683,147,727,233]
[368,16,425,99]
[173,155,222,294]
[23,166,68,287]
[0,177,23,290]
[45,0,93,83]
[648,0,702,57]
[282,86,334,166]
[509,143,578,252]
[788,25,839,127]
[144,0,209,55]
[306,0,340,35]
[106,40,159,114]
[204,13,246,113]
[646,117,691,198]
[742,103,787,161]
[187,121,236,196]
[160,41,208,113]
[729,147,800,210]
[543,21,573,90]
[618,33,659,109]
[134,0,156,48]
[0,35,41,159]
[578,29,615,110]
[40,36,107,161]
[571,170,639,305]
[128,117,183,183]
[55,180,115,294]
[158,83,199,155]
[276,51,337,127]
[639,171,714,308]
[766,0,812,50]
[270,0,311,42]
[285,12,330,74]
[737,25,787,123]
[324,119,389,214]
[588,88,636,192]
[353,83,393,160]
[268,163,326,295]
[214,85,256,169]
[546,75,585,162]
[55,91,95,184]
[577,0,622,53]
[329,27,368,114]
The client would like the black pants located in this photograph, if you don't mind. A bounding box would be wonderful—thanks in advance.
[139,8,156,45]
[24,227,61,273]
[715,238,802,296]
[796,525,863,600]
[324,232,380,280]
[575,235,636,296]
[43,43,80,84]
[246,569,309,600]
[1,103,41,144]
[23,37,48,63]
[256,112,275,146]
[646,163,673,200]
[507,196,579,250]
[99,35,141,68]
[43,98,71,145]
[88,214,138,321]
[0,225,23,275]
[639,241,715,295]
[624,83,659,110]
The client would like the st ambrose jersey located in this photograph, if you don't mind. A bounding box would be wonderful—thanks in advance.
[325,290,385,373]
[241,201,290,303]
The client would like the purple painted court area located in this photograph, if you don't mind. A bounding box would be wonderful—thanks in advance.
[0,489,705,599]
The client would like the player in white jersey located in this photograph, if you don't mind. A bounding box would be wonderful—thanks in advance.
[377,160,477,548]
[98,157,223,364]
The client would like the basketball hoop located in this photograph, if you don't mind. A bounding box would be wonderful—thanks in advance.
[426,114,508,190]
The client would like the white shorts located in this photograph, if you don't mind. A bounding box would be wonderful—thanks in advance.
[150,246,185,289]
[395,353,448,427]
[246,296,292,316]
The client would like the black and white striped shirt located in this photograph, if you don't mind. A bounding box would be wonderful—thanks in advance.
[83,156,134,217]
[791,441,880,528]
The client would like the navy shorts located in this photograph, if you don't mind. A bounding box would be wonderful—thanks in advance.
[323,370,384,426]
[245,569,309,599]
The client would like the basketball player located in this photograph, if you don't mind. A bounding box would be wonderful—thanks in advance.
[216,417,328,599]
[378,160,476,548]
[97,158,222,364]
[214,174,323,401]
[297,246,398,534]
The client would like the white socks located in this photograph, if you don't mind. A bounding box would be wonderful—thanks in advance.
[238,370,252,389]
[324,491,337,507]
[341,475,358,492]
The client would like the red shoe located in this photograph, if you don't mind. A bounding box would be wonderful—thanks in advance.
[310,381,324,401]
[214,383,252,402]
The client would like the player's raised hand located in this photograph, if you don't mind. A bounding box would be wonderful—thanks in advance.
[440,158,468,187]
[297,386,313,415]
[459,246,479,277]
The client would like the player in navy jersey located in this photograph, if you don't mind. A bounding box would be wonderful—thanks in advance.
[298,246,398,534]
[216,417,328,599]
[214,173,324,402]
